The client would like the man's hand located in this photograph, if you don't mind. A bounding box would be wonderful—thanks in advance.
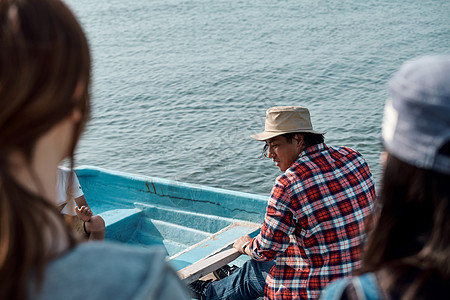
[233,235,252,255]
[75,206,93,222]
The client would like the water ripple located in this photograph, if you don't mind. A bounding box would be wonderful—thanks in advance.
[67,0,450,195]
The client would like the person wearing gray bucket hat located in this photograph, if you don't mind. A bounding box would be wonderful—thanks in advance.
[382,56,450,174]
[191,105,376,300]
[321,56,450,299]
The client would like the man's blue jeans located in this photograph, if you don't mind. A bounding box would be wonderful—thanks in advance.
[204,259,275,300]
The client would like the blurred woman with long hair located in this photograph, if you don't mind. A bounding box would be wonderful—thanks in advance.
[0,0,189,299]
[320,56,450,299]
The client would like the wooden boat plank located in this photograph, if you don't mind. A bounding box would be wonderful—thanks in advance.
[174,226,261,284]
[178,247,241,284]
[169,222,260,271]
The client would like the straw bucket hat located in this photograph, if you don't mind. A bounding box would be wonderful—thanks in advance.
[251,106,325,141]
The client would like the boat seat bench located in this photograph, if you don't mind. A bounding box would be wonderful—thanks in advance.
[169,222,260,284]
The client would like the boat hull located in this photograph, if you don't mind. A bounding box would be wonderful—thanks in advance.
[75,166,268,270]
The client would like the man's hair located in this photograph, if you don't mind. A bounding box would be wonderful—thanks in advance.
[283,132,324,148]
[262,132,324,157]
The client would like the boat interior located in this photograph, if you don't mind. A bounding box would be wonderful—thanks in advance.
[75,166,267,271]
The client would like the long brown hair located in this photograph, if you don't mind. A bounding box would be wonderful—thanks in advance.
[358,154,450,298]
[0,0,91,298]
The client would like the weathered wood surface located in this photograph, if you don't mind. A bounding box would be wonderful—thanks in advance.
[173,223,261,284]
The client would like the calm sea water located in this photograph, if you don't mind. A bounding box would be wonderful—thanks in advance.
[66,0,450,196]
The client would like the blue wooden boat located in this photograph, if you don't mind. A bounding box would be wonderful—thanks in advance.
[75,166,268,282]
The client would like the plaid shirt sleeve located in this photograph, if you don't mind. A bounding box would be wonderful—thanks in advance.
[251,177,297,260]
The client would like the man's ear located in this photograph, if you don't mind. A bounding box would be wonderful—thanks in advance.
[295,134,304,150]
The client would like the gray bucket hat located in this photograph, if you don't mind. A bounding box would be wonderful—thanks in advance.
[382,55,450,174]
[251,106,325,141]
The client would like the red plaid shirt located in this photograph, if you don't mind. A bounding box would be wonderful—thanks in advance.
[249,143,375,299]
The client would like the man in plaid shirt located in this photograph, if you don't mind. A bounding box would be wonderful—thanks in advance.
[190,106,375,300]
